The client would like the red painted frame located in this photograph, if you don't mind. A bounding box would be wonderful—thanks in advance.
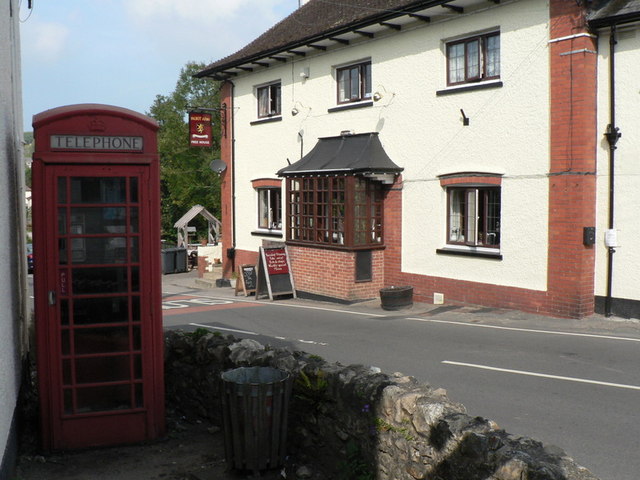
[32,104,164,450]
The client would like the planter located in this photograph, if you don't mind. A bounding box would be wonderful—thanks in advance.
[380,286,413,311]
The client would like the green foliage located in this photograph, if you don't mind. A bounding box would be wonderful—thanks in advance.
[188,327,216,340]
[375,417,415,441]
[338,440,375,480]
[294,370,329,409]
[147,62,222,241]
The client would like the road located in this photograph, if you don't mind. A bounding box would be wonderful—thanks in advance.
[161,281,640,480]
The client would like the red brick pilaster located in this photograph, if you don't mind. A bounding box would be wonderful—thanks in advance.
[219,81,235,279]
[547,0,597,317]
[383,176,403,287]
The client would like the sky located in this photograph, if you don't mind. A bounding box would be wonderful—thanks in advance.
[19,0,300,132]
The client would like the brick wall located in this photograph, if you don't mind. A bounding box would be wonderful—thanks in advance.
[289,246,384,301]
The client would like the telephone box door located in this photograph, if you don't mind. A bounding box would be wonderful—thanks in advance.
[38,165,162,449]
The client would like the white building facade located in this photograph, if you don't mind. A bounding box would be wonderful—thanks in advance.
[198,0,638,319]
[0,0,29,477]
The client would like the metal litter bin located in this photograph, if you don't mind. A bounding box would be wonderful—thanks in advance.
[161,248,176,274]
[221,367,292,473]
[174,248,188,273]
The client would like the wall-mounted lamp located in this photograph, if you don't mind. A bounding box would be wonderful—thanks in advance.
[291,107,300,116]
[291,101,310,117]
[373,92,383,102]
[460,109,470,126]
[300,67,310,79]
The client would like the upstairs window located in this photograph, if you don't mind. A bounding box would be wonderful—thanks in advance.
[447,32,500,86]
[337,61,372,104]
[257,82,281,118]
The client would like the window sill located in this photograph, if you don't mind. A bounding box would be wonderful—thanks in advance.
[251,230,283,238]
[436,80,503,96]
[250,116,282,126]
[436,247,502,260]
[286,240,385,252]
[327,101,373,113]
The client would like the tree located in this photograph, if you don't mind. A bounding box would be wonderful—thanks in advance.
[148,62,222,243]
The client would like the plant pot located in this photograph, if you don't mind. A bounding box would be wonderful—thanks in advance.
[380,286,413,311]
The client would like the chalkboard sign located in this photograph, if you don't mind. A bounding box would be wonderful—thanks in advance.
[255,246,296,300]
[235,264,256,296]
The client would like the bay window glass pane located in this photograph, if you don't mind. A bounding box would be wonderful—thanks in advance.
[466,40,480,79]
[486,35,500,77]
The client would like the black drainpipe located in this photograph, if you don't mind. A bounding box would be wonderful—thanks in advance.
[604,24,622,317]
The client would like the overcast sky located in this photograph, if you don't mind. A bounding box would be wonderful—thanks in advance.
[19,0,299,131]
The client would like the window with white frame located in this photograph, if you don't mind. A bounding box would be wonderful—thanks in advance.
[257,82,281,118]
[336,61,372,104]
[447,186,500,247]
[447,32,500,86]
[257,187,282,231]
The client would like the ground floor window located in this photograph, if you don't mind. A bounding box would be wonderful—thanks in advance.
[448,186,500,247]
[257,187,282,232]
[286,175,383,248]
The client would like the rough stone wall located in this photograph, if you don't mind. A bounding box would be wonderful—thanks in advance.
[165,330,598,480]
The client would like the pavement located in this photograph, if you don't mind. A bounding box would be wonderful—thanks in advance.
[14,270,640,480]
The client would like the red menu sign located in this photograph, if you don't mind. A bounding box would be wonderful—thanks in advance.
[189,112,212,147]
[264,248,289,275]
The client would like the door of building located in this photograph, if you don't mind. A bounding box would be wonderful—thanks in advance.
[32,105,164,450]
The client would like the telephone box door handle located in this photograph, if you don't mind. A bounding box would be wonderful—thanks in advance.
[48,290,56,306]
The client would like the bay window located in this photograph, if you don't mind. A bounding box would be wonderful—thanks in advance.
[286,175,383,248]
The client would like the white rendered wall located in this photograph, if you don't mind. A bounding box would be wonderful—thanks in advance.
[231,0,550,291]
[0,0,26,470]
[595,27,640,302]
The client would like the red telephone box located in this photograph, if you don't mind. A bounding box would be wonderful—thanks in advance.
[32,104,165,450]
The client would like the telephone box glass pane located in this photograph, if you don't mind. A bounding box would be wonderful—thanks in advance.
[71,237,127,264]
[58,177,67,204]
[71,207,126,234]
[73,297,130,324]
[131,267,139,292]
[130,237,139,263]
[61,329,70,355]
[60,299,69,325]
[130,207,139,233]
[58,208,67,235]
[130,178,138,203]
[76,385,131,412]
[74,327,130,354]
[75,356,131,384]
[72,267,129,294]
[71,177,127,204]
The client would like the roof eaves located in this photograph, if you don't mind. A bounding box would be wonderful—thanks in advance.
[195,0,451,78]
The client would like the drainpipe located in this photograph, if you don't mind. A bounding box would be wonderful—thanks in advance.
[604,25,621,317]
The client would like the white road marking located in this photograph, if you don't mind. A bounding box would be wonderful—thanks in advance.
[442,360,640,391]
[409,317,640,343]
[162,297,233,310]
[188,323,328,346]
[189,323,258,336]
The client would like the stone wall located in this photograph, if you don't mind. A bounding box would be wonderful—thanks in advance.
[165,330,599,480]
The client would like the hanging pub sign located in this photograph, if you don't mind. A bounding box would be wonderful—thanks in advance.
[189,112,212,147]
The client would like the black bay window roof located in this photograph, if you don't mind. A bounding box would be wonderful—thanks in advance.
[277,132,402,178]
